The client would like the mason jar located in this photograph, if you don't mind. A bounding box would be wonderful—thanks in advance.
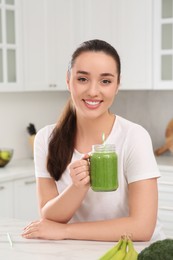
[90,144,118,192]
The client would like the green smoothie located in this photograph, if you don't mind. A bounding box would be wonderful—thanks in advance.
[90,144,118,192]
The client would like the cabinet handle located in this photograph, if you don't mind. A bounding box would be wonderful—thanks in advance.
[49,84,57,88]
[24,180,36,185]
[0,186,5,190]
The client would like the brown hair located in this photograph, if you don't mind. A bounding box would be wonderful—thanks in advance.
[47,39,121,181]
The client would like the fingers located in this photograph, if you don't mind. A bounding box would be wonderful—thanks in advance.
[82,154,90,160]
[23,220,39,230]
[69,157,90,187]
[22,221,40,239]
[72,164,89,176]
[22,229,38,239]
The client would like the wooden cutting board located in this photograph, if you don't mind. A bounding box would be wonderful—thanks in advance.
[155,119,173,156]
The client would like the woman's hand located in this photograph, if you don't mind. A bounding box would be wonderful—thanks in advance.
[69,154,90,188]
[22,219,66,240]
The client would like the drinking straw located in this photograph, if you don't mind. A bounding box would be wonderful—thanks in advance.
[102,132,105,145]
[7,232,13,248]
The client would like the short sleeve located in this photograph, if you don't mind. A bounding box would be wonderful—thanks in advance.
[34,125,55,178]
[124,125,160,183]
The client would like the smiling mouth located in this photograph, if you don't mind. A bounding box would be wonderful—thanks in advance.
[82,99,103,108]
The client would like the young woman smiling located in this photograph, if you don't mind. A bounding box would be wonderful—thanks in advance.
[22,39,165,242]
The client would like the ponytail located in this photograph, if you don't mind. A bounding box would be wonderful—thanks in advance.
[47,98,76,181]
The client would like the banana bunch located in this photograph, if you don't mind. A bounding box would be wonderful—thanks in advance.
[99,236,138,260]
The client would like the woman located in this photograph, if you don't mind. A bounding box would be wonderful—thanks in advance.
[22,39,165,241]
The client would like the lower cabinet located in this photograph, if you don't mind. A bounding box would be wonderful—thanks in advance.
[158,168,173,238]
[0,175,39,220]
[14,176,39,220]
[0,181,13,218]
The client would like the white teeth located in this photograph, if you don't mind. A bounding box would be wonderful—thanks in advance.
[85,100,100,105]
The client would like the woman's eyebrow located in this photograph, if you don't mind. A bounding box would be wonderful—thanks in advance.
[76,71,115,77]
[76,70,90,75]
[100,73,115,77]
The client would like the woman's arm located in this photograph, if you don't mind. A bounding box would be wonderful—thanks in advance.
[22,178,158,241]
[65,178,158,241]
[37,156,90,223]
[38,179,89,223]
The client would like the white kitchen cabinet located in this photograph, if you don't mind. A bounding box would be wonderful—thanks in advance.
[0,181,13,218]
[0,0,154,92]
[14,176,39,220]
[22,0,47,91]
[71,0,118,48]
[0,159,39,220]
[158,167,173,238]
[0,175,38,220]
[0,0,23,92]
[116,0,153,90]
[23,0,74,91]
[71,0,153,90]
[153,0,173,89]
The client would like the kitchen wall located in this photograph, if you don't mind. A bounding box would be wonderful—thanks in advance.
[0,90,172,160]
[0,91,70,159]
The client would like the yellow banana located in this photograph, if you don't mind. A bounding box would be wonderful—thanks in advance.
[99,239,123,260]
[110,238,127,260]
[124,239,138,260]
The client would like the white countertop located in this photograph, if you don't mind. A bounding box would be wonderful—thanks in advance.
[0,159,34,182]
[0,219,150,260]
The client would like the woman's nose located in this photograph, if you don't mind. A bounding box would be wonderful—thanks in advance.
[88,82,99,96]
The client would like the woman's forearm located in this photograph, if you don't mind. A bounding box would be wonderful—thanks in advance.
[41,184,89,223]
[22,214,156,241]
[65,216,155,242]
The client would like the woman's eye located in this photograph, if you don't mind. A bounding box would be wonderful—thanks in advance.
[78,77,87,82]
[102,79,111,85]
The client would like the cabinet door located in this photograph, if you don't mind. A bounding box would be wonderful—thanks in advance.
[116,0,152,90]
[158,208,173,238]
[23,0,73,91]
[0,0,23,91]
[153,0,173,89]
[71,0,152,90]
[45,0,74,90]
[14,176,39,220]
[158,169,173,238]
[22,0,47,91]
[0,181,13,218]
[71,0,118,47]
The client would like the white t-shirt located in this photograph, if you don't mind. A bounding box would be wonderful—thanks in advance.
[34,115,165,241]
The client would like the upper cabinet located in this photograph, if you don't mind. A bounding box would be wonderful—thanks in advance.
[22,0,47,91]
[153,0,173,89]
[2,0,170,92]
[71,0,153,90]
[71,0,118,48]
[116,0,153,90]
[0,0,23,91]
[22,0,74,91]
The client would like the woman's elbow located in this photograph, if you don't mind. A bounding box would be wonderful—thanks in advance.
[139,231,153,242]
[40,207,69,223]
[40,207,47,219]
[134,220,156,241]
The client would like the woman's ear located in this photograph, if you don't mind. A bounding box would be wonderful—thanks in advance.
[66,71,71,92]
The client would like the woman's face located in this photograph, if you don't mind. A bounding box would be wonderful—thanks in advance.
[67,51,119,120]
